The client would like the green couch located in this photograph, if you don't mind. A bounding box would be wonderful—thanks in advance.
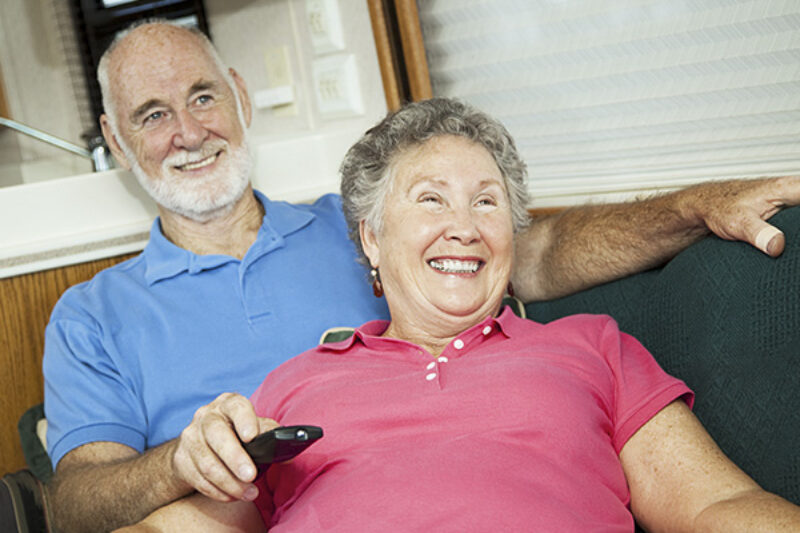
[526,206,800,505]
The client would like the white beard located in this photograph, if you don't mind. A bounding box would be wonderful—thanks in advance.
[124,137,253,223]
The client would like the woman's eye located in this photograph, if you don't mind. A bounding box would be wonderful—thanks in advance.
[420,195,441,204]
[476,197,496,207]
[196,94,213,105]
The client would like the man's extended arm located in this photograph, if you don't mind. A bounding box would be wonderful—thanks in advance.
[49,441,190,532]
[49,394,276,532]
[512,177,800,301]
[113,494,265,533]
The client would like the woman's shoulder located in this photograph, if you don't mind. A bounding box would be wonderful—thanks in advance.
[514,312,619,336]
[503,312,626,357]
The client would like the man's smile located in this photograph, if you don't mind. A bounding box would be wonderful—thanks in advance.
[175,151,221,171]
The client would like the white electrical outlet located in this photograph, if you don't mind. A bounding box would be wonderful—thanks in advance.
[305,0,345,54]
[312,54,363,118]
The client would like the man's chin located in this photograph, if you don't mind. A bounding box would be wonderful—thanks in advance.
[163,182,251,222]
[131,143,253,222]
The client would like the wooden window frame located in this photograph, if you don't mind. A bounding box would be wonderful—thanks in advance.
[0,66,9,118]
[367,0,432,111]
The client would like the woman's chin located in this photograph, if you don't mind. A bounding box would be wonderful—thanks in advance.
[432,298,502,322]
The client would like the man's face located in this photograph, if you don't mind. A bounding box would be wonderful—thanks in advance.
[102,26,252,221]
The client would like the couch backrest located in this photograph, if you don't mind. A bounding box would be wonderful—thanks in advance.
[526,207,800,505]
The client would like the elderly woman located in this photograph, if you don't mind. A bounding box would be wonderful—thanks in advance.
[118,98,800,532]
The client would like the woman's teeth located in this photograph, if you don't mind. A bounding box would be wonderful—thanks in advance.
[428,259,480,273]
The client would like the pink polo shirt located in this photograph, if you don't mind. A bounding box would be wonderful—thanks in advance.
[250,308,692,532]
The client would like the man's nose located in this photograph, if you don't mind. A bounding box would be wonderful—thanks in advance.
[173,109,208,150]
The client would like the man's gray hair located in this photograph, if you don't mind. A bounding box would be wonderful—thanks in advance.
[96,18,235,134]
[340,97,531,265]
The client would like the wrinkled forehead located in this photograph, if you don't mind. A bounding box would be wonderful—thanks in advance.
[112,26,219,74]
[106,26,226,112]
[388,135,505,191]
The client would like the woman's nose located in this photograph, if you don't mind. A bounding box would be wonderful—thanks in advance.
[444,208,480,244]
[173,109,209,150]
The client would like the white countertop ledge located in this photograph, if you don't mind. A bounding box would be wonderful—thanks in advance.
[0,169,157,278]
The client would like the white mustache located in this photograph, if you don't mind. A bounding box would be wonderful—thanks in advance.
[164,139,227,168]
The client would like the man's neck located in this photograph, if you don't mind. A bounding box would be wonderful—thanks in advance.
[158,187,265,259]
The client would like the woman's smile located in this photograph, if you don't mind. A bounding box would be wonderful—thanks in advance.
[427,257,483,275]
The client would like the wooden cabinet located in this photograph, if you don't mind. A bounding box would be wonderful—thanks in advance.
[0,253,135,476]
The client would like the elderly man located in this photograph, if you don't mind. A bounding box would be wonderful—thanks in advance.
[43,20,800,532]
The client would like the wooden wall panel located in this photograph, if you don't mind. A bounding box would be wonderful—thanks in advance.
[0,253,134,476]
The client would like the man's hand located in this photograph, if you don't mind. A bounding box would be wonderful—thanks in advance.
[680,176,800,257]
[172,392,278,503]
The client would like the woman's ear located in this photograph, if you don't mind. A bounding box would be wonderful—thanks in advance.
[359,219,380,268]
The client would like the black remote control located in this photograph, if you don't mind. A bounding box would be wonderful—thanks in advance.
[243,425,323,464]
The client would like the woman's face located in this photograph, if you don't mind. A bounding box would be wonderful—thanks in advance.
[361,135,514,332]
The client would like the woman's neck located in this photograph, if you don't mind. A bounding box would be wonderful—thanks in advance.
[382,302,503,356]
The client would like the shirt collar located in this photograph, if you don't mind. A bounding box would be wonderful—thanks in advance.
[142,190,316,284]
[321,306,520,353]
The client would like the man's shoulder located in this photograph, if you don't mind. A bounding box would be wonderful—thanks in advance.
[258,192,349,243]
[50,253,148,320]
[282,193,343,220]
[306,193,347,230]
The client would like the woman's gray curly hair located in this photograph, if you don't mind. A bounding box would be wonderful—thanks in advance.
[340,97,531,265]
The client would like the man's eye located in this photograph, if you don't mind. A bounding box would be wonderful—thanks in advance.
[144,111,164,124]
[196,94,213,105]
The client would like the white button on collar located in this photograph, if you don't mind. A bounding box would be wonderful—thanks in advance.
[426,361,436,370]
[482,325,492,335]
[425,372,437,381]
[453,339,464,349]
[438,356,449,363]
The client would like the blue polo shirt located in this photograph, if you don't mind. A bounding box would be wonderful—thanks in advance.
[43,191,389,467]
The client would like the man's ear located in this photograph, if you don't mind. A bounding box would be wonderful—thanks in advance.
[99,114,131,170]
[359,219,380,268]
[229,68,252,127]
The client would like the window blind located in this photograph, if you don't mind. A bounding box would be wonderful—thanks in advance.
[418,0,800,206]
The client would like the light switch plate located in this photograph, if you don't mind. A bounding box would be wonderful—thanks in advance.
[312,54,363,118]
[305,0,345,54]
